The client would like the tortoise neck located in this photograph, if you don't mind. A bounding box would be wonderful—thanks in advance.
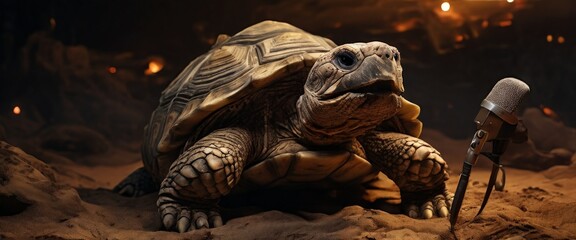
[292,94,354,146]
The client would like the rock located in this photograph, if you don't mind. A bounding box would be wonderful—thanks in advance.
[522,108,576,152]
[15,125,140,166]
[503,142,572,171]
[543,153,576,180]
[550,148,574,160]
[0,141,84,218]
[65,45,91,78]
[502,108,576,171]
[38,125,109,156]
[29,125,110,166]
[15,31,155,146]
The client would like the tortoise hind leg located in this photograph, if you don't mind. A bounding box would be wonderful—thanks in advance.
[360,131,453,219]
[158,128,253,232]
[114,167,158,197]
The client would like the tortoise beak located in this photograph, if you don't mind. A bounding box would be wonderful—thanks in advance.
[320,55,404,99]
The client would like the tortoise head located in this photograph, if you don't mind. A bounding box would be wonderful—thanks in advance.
[297,42,405,144]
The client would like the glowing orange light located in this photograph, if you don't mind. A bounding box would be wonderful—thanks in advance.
[539,104,560,120]
[145,59,164,75]
[546,34,553,42]
[149,61,162,73]
[558,36,565,44]
[542,107,554,117]
[393,19,418,33]
[455,35,464,42]
[481,20,489,29]
[441,2,451,12]
[394,24,408,32]
[108,66,117,74]
[498,20,512,27]
[13,106,21,115]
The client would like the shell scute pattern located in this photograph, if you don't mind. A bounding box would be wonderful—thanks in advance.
[143,21,336,178]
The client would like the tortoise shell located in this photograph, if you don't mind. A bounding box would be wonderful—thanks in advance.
[142,21,423,184]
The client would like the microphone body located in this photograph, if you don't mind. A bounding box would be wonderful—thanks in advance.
[474,77,529,143]
[450,78,530,230]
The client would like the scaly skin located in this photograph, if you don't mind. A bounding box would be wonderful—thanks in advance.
[360,131,453,219]
[113,167,157,197]
[157,128,252,232]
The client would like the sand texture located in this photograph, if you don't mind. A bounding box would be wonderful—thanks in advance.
[1,127,575,240]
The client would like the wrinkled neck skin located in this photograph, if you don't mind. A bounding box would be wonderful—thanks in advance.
[291,90,401,146]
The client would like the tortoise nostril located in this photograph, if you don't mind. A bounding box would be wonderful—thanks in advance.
[385,53,390,59]
[394,53,399,61]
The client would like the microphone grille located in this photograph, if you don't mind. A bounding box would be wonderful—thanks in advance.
[485,78,530,113]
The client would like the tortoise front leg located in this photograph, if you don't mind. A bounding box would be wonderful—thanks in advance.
[360,131,453,219]
[158,128,253,232]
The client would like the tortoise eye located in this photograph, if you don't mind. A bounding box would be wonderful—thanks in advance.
[334,51,357,69]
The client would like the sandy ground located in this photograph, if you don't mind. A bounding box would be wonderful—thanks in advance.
[1,130,576,240]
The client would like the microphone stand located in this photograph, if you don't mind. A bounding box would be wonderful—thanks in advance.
[449,129,489,231]
[450,136,515,231]
[476,140,508,217]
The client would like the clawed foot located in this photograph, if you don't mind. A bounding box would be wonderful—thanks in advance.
[403,189,454,219]
[158,196,223,232]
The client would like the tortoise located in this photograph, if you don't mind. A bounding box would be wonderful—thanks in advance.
[115,20,452,232]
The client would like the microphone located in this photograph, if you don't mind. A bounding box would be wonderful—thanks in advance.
[475,78,530,141]
[450,78,530,230]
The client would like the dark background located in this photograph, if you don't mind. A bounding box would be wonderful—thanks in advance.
[1,0,575,145]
